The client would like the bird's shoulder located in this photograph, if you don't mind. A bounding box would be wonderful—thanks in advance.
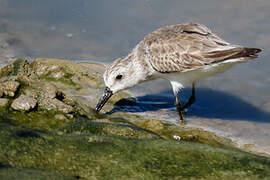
[143,23,211,42]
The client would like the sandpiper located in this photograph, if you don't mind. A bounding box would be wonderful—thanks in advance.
[95,23,261,122]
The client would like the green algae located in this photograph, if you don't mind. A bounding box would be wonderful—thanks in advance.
[0,59,28,78]
[1,58,270,179]
[0,167,75,180]
[39,71,78,87]
[61,121,160,139]
[0,107,75,132]
[0,123,269,180]
[109,113,236,149]
[12,59,29,76]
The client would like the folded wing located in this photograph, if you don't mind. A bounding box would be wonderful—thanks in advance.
[142,23,261,73]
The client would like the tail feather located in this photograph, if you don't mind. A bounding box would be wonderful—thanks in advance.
[204,47,262,64]
[229,47,262,59]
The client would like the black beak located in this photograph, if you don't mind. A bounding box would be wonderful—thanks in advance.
[95,87,113,112]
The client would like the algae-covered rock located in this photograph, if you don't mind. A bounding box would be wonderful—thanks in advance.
[0,123,270,180]
[31,58,104,88]
[0,58,270,179]
[0,80,20,97]
[39,98,73,114]
[54,114,68,120]
[41,82,58,98]
[0,59,29,78]
[0,108,74,131]
[140,119,165,131]
[11,95,37,111]
[0,167,75,180]
[61,121,160,139]
[0,98,9,107]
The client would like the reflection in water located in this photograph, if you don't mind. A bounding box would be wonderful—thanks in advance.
[0,0,270,153]
[108,88,270,123]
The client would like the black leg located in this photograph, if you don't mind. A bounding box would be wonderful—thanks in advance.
[183,83,196,109]
[174,95,185,123]
[174,83,196,123]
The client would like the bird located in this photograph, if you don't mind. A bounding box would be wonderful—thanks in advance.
[95,23,262,123]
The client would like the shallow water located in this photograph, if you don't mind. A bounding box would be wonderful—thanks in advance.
[0,0,270,154]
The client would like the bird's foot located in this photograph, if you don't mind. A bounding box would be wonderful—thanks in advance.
[178,118,187,125]
[176,106,187,125]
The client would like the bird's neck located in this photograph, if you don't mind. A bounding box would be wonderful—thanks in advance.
[121,50,154,84]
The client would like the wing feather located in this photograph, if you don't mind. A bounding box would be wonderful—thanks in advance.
[142,23,240,73]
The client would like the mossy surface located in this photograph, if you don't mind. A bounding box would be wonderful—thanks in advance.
[61,121,160,139]
[0,58,28,78]
[0,107,74,131]
[39,71,78,87]
[109,113,236,148]
[0,123,270,180]
[0,167,75,180]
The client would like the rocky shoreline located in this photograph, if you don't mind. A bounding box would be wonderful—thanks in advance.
[0,58,269,179]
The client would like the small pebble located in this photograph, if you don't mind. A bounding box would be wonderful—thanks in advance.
[173,135,181,141]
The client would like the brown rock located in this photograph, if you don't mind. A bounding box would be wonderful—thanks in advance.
[11,95,37,111]
[39,98,73,114]
[0,98,9,107]
[31,58,105,88]
[54,114,67,120]
[23,88,39,99]
[42,82,57,98]
[0,81,20,97]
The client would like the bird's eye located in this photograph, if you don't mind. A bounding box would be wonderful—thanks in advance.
[116,74,123,80]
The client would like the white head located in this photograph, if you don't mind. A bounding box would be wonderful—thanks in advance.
[95,55,151,112]
[104,57,137,93]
